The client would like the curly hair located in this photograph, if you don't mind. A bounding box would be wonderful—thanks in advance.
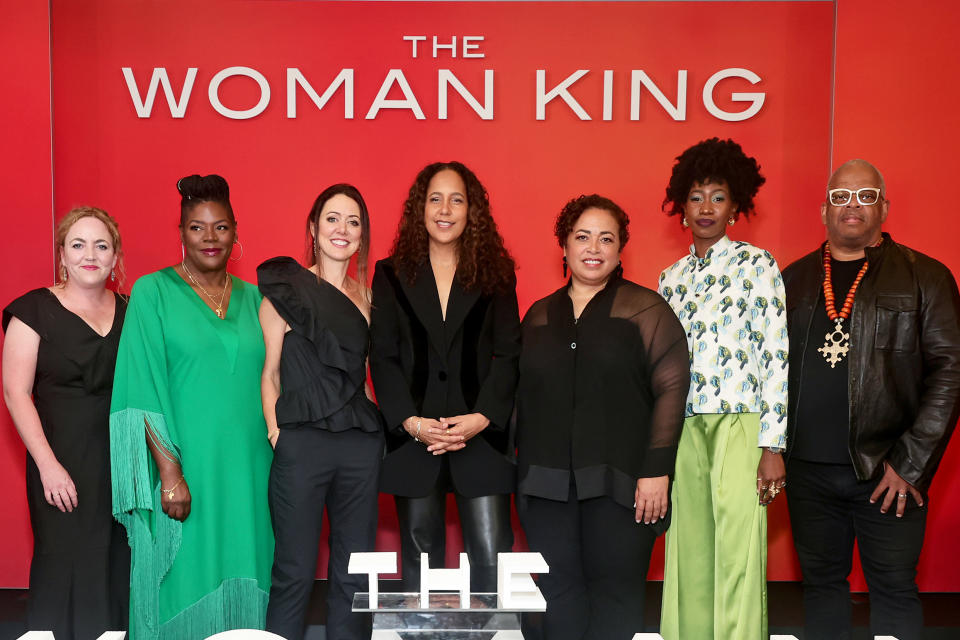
[55,206,126,291]
[391,161,516,295]
[662,138,766,221]
[554,194,630,249]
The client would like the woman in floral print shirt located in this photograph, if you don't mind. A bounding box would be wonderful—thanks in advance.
[658,138,788,640]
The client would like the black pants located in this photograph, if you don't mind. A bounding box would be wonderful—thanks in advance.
[517,486,657,640]
[265,428,382,640]
[394,472,513,593]
[786,459,927,640]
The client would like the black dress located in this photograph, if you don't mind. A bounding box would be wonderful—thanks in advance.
[2,288,130,639]
[257,257,383,640]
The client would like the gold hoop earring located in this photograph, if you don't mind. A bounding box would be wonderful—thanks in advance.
[230,239,244,262]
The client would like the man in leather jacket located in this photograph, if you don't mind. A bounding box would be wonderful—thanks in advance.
[783,159,960,640]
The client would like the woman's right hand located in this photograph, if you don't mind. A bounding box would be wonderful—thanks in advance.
[38,458,78,513]
[160,475,192,522]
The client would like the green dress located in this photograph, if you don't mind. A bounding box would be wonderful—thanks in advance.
[110,268,274,639]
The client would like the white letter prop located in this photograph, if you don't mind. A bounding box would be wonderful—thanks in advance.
[122,67,197,118]
[205,630,287,639]
[348,551,398,608]
[420,552,470,608]
[497,552,548,610]
[365,70,426,120]
[702,68,764,122]
[208,66,271,120]
[536,70,590,120]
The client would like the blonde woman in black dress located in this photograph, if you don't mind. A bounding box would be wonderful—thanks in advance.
[2,207,129,639]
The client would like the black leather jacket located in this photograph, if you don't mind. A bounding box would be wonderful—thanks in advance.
[783,234,960,492]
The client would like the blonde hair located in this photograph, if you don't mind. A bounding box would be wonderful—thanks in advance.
[55,206,125,290]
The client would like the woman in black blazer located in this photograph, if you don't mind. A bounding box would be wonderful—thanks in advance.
[370,161,520,592]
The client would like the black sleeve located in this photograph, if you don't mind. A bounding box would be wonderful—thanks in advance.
[888,263,960,490]
[3,289,47,338]
[369,260,419,434]
[472,280,521,431]
[636,297,690,477]
[256,256,308,332]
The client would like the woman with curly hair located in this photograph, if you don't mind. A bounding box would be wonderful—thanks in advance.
[370,161,520,592]
[516,195,689,639]
[658,138,788,640]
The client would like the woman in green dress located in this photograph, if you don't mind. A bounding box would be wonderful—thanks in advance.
[110,174,274,639]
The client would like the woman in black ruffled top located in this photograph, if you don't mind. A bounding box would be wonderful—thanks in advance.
[257,184,382,640]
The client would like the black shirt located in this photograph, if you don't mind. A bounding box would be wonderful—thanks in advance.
[791,257,866,464]
[515,276,689,509]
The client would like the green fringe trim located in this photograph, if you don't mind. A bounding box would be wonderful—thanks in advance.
[122,495,182,640]
[110,408,183,640]
[110,408,180,516]
[158,577,268,640]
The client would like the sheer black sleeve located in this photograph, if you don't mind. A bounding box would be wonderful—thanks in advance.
[611,286,690,477]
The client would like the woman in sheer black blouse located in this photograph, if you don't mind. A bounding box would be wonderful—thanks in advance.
[516,195,689,640]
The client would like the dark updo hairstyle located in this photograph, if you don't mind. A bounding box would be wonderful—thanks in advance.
[176,174,235,225]
[305,183,372,295]
[662,138,766,223]
[554,194,630,249]
[391,161,516,296]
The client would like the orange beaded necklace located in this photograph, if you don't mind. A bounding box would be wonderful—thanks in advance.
[822,242,869,323]
[817,239,881,368]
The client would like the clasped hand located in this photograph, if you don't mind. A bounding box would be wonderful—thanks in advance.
[404,413,490,455]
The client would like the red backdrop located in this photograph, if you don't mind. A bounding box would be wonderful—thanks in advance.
[1,0,958,591]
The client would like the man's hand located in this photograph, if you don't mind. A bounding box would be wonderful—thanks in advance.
[870,461,924,517]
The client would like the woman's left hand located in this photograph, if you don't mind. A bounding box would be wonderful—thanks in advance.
[427,413,490,454]
[757,449,786,506]
[635,475,669,524]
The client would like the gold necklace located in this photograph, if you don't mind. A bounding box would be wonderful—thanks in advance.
[181,262,229,318]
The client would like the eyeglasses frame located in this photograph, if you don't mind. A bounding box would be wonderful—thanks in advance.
[827,187,883,207]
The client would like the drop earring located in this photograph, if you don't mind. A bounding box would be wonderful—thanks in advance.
[728,218,736,227]
[682,218,690,228]
[562,256,568,278]
[111,269,116,282]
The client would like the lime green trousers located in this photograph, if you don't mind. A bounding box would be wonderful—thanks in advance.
[660,413,767,640]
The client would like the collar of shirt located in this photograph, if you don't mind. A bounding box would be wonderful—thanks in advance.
[686,234,734,271]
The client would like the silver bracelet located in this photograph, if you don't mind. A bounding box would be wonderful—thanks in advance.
[414,418,422,443]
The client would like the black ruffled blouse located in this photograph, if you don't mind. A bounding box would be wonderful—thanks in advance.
[257,257,382,433]
[516,276,690,510]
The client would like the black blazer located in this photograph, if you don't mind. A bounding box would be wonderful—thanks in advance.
[370,257,520,498]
